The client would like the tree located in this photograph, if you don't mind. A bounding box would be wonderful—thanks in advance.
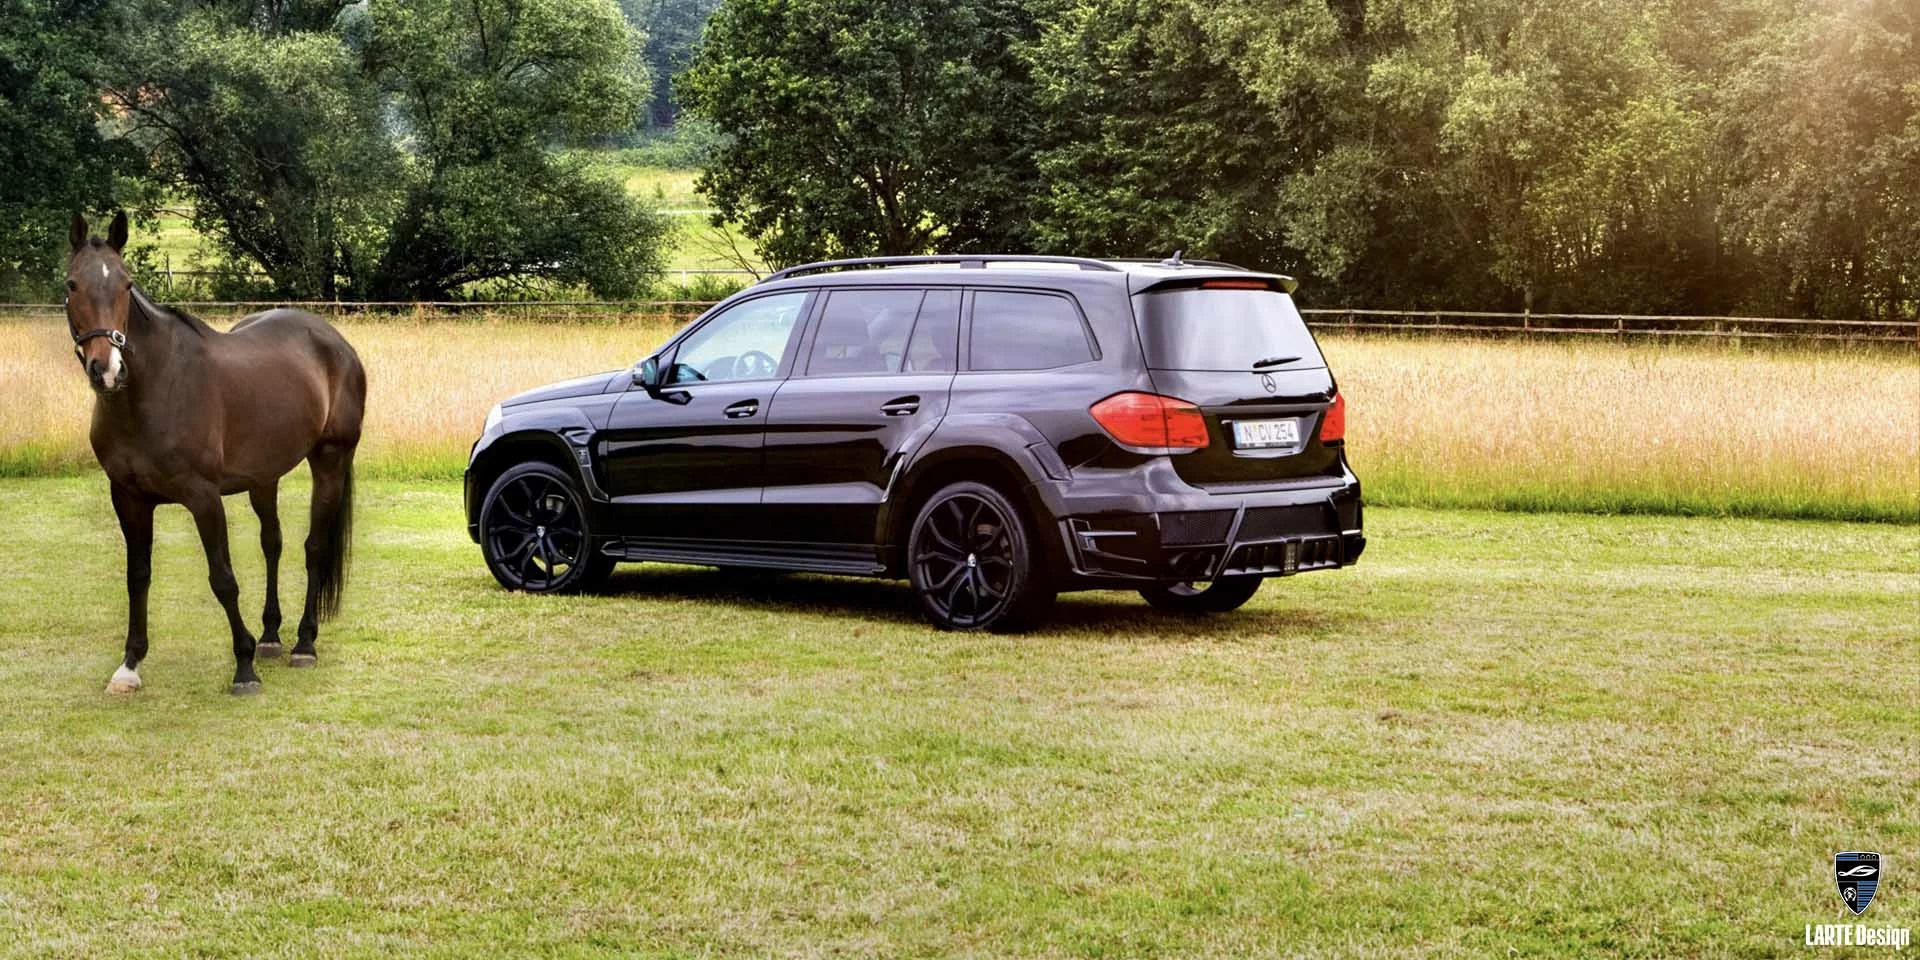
[0,0,142,299]
[110,0,670,299]
[619,0,724,128]
[363,0,671,298]
[110,3,397,299]
[1721,0,1919,318]
[681,0,1040,266]
[1025,0,1352,271]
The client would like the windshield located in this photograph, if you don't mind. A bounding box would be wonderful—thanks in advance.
[1133,289,1326,372]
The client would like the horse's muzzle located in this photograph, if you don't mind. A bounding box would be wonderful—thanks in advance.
[85,357,128,394]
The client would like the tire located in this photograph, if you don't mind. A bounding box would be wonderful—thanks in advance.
[1138,575,1263,614]
[479,462,615,593]
[907,481,1054,632]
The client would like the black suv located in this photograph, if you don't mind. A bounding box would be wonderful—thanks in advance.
[465,255,1363,630]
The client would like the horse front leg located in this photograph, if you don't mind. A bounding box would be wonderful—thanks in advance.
[250,484,284,659]
[184,489,261,695]
[106,484,153,694]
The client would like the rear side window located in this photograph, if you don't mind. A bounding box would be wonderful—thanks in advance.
[807,289,924,376]
[1134,289,1326,371]
[969,291,1095,371]
[906,290,960,372]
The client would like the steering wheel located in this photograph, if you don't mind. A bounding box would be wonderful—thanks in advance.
[736,350,778,379]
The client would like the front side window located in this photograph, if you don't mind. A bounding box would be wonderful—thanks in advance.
[969,291,1095,371]
[668,292,809,384]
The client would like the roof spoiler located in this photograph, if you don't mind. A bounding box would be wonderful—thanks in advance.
[1134,274,1300,295]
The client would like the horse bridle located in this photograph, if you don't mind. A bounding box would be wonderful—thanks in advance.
[72,327,131,356]
[66,293,136,385]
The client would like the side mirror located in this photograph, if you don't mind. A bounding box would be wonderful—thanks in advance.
[633,356,661,390]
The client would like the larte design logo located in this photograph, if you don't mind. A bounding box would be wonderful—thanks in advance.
[1837,852,1882,916]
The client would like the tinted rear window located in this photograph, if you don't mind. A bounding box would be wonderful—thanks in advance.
[1134,289,1326,371]
[969,291,1095,371]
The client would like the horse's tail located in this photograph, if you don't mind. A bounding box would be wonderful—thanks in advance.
[315,449,354,622]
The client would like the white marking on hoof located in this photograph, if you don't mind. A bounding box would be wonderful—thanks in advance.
[105,665,141,694]
[287,653,317,669]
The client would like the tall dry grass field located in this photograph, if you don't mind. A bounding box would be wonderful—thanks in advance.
[2,314,1914,520]
[0,314,679,479]
[1319,335,1919,521]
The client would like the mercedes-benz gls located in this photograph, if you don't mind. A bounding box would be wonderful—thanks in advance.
[465,255,1364,631]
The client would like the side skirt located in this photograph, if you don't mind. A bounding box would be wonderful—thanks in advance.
[601,537,887,576]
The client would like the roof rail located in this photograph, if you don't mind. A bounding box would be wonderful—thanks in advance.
[761,254,1124,284]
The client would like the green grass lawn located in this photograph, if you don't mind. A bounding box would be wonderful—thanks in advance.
[0,477,1915,957]
[612,164,706,209]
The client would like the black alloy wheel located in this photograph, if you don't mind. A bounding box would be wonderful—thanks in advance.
[908,481,1053,631]
[480,462,614,593]
[1138,575,1263,614]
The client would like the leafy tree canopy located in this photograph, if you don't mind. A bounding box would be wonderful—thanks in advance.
[689,0,1917,318]
[0,0,143,298]
[681,0,1040,266]
[107,0,669,300]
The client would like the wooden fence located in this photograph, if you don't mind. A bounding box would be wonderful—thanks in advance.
[3,301,1914,344]
[1300,308,1919,344]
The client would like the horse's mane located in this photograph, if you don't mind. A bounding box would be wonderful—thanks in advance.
[132,286,215,339]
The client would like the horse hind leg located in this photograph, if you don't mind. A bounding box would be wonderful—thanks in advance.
[251,484,284,659]
[292,441,356,667]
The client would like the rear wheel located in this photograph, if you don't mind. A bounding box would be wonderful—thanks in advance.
[480,462,615,593]
[908,481,1054,631]
[1138,575,1263,614]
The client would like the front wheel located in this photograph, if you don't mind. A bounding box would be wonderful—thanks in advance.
[480,462,615,593]
[907,481,1054,631]
[1138,576,1263,614]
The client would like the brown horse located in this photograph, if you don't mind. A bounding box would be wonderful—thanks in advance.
[66,212,366,695]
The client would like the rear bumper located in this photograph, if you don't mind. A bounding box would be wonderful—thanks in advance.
[1045,459,1363,588]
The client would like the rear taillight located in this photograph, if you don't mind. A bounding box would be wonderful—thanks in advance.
[1320,392,1346,444]
[1090,392,1211,451]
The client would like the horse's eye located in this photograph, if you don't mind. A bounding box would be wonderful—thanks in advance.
[66,279,77,291]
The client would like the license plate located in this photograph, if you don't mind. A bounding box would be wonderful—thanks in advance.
[1230,418,1301,449]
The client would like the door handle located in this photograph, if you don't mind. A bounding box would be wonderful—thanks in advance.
[880,396,920,417]
[724,399,759,419]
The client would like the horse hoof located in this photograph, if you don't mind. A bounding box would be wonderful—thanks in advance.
[105,665,142,694]
[256,641,284,659]
[230,680,263,696]
[288,653,317,669]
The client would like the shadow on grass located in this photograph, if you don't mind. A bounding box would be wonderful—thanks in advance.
[595,565,1341,639]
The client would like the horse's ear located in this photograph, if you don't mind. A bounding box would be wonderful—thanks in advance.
[69,213,88,253]
[107,211,128,253]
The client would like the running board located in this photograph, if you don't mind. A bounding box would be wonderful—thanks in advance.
[601,537,887,576]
